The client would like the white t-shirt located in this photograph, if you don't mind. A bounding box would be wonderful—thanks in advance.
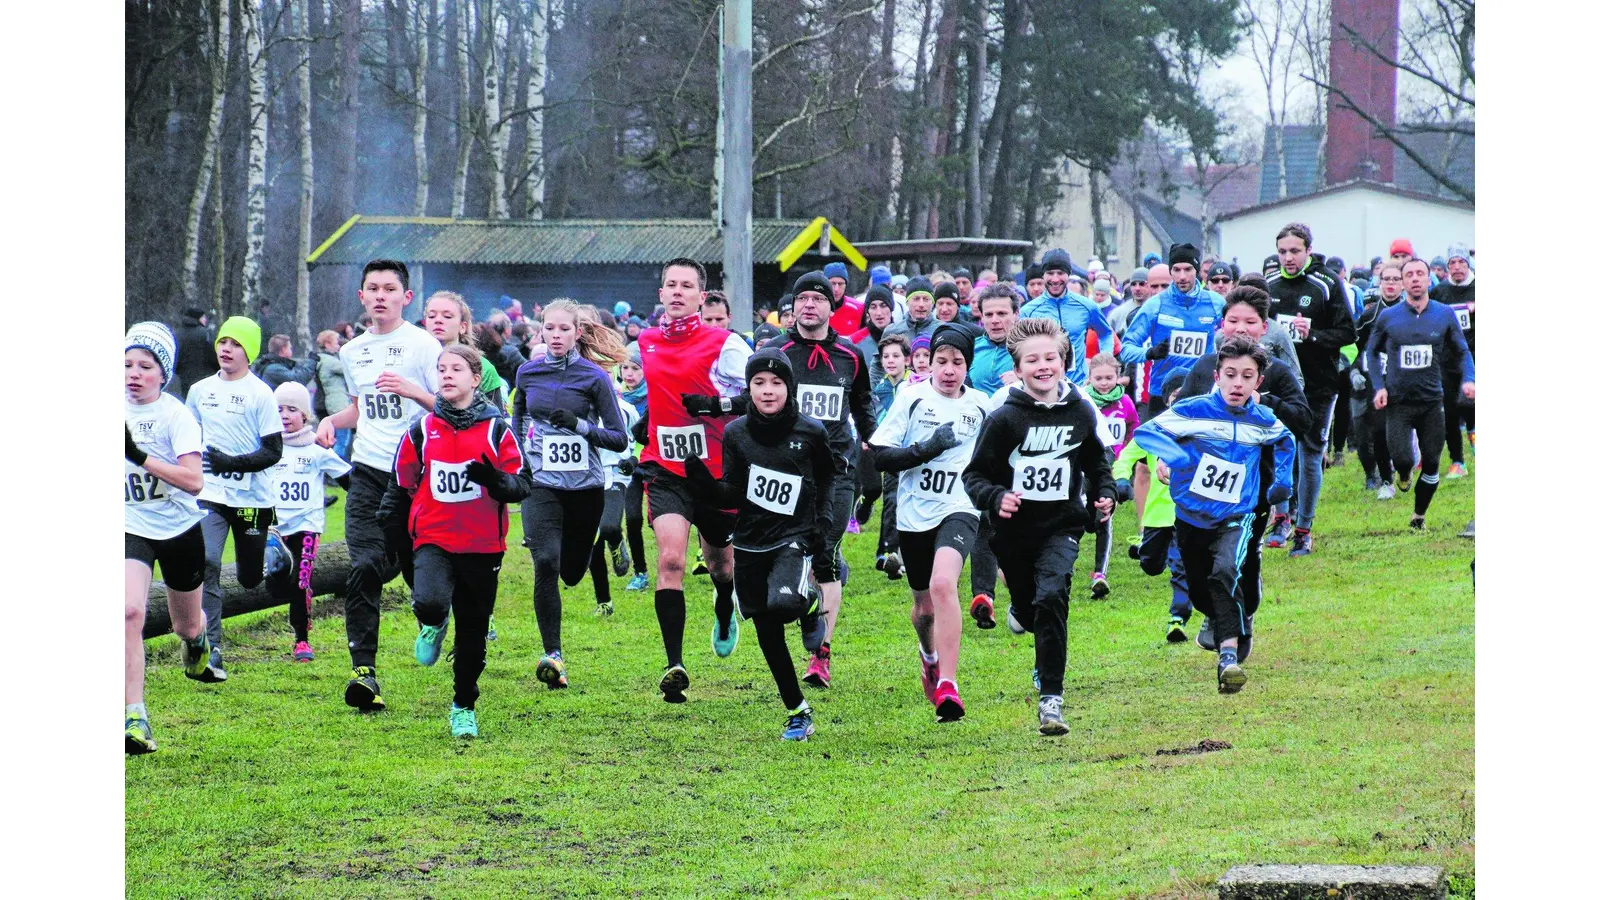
[126,394,207,541]
[339,321,442,470]
[185,371,283,507]
[267,442,354,535]
[870,379,989,533]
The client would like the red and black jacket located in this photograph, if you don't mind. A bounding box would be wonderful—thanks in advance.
[395,406,530,554]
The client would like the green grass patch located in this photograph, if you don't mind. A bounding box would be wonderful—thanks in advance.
[130,453,1475,897]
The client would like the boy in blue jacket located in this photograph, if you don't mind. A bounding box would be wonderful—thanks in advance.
[1132,335,1296,694]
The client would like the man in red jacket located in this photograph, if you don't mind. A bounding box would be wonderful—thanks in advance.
[825,261,865,336]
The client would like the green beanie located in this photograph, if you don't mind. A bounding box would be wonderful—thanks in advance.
[216,316,262,362]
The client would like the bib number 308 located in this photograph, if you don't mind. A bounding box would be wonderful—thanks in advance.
[656,424,706,462]
[747,465,801,515]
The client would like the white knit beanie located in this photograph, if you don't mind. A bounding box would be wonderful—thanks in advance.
[126,322,177,386]
[274,381,314,422]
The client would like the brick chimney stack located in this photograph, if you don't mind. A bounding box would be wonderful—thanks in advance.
[1325,0,1400,185]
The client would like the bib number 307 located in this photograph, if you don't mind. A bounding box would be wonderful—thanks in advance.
[1190,453,1246,504]
[914,465,961,497]
[656,424,706,462]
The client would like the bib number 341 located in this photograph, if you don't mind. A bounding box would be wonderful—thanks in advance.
[1190,453,1246,504]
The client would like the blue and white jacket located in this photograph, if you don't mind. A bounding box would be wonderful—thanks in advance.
[1118,284,1227,395]
[1130,391,1296,529]
[1018,290,1113,385]
[967,334,1012,394]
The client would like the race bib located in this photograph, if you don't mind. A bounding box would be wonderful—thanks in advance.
[796,385,845,422]
[1011,458,1071,501]
[1105,418,1127,445]
[543,434,589,472]
[430,460,483,503]
[747,465,802,516]
[1377,352,1388,376]
[656,424,707,462]
[1399,345,1433,370]
[912,464,964,499]
[1453,306,1471,331]
[361,391,406,421]
[125,460,167,505]
[1169,330,1207,358]
[275,476,317,509]
[1190,453,1245,504]
[1275,314,1305,343]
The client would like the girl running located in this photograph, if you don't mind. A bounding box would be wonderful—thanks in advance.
[125,323,212,754]
[512,299,630,689]
[1083,352,1139,599]
[963,318,1117,736]
[264,382,352,662]
[683,349,836,740]
[394,345,531,738]
[618,346,651,592]
[424,291,507,409]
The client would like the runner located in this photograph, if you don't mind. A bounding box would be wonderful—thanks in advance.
[125,323,212,754]
[185,315,284,682]
[700,291,732,330]
[512,299,631,688]
[1263,223,1356,557]
[315,259,442,712]
[870,326,990,723]
[1107,266,1151,336]
[824,262,866,337]
[423,290,507,408]
[933,282,964,325]
[682,349,836,740]
[588,379,642,616]
[852,285,897,532]
[1113,371,1193,643]
[618,344,652,591]
[870,333,912,579]
[1353,263,1406,497]
[635,257,751,702]
[1019,249,1114,385]
[1084,352,1139,599]
[1429,243,1476,476]
[884,276,939,346]
[1024,263,1046,301]
[1117,243,1226,419]
[263,382,351,662]
[1132,336,1296,694]
[1178,286,1313,441]
[961,283,1022,627]
[962,318,1116,735]
[395,344,530,738]
[1368,258,1476,531]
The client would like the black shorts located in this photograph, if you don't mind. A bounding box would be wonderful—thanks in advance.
[733,543,809,623]
[641,465,735,548]
[126,523,206,592]
[899,513,979,592]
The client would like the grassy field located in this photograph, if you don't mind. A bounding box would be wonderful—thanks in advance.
[128,451,1475,898]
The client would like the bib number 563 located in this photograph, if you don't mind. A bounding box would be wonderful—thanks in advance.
[363,393,405,420]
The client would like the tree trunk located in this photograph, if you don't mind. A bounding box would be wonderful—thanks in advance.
[296,0,316,351]
[1088,167,1106,261]
[144,542,352,639]
[922,0,959,239]
[452,0,473,217]
[335,0,361,221]
[239,0,270,320]
[211,148,228,317]
[412,0,431,215]
[479,0,509,219]
[520,0,547,218]
[963,0,986,237]
[979,0,1024,202]
[1021,155,1043,262]
[180,0,230,311]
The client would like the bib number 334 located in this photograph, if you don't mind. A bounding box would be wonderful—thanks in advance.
[1012,459,1071,501]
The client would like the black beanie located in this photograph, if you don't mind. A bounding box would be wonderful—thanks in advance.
[1025,263,1044,281]
[952,266,973,280]
[1160,369,1189,401]
[791,270,833,306]
[1168,243,1201,269]
[865,284,894,310]
[904,275,935,298]
[930,323,975,367]
[778,293,795,315]
[933,281,960,302]
[1040,248,1072,272]
[746,347,796,394]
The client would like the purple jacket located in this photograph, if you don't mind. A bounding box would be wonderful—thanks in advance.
[512,347,628,490]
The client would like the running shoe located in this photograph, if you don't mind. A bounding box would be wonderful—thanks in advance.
[1331,451,1346,468]
[1128,541,1140,561]
[1031,667,1041,692]
[595,600,615,617]
[840,559,850,588]
[802,651,831,689]
[1410,515,1427,532]
[611,541,631,577]
[846,517,861,535]
[1037,695,1069,736]
[1090,572,1110,599]
[1264,514,1291,549]
[487,615,499,641]
[293,640,314,662]
[414,620,449,667]
[125,717,156,755]
[933,680,965,723]
[711,612,739,658]
[882,551,903,580]
[1166,616,1188,644]
[197,646,228,683]
[659,664,690,703]
[1467,431,1476,448]
[918,651,939,704]
[782,705,815,741]
[1397,477,1412,493]
[264,527,290,577]
[1006,604,1026,635]
[1288,530,1313,558]
[181,634,211,680]
[1364,475,1381,491]
[1458,519,1475,539]
[1446,462,1467,479]
[626,573,650,592]
[344,667,385,711]
[536,651,568,689]
[450,704,478,739]
[800,597,826,653]
[1196,618,1217,652]
[970,593,996,629]
[1217,649,1247,694]
[691,550,709,576]
[1376,483,1397,501]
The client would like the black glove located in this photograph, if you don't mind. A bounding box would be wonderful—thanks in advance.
[617,457,637,476]
[1115,479,1133,503]
[126,425,147,467]
[682,393,723,417]
[201,447,240,474]
[464,453,499,486]
[923,422,958,454]
[682,453,714,487]
[548,409,579,431]
[806,532,827,560]
[1144,340,1170,361]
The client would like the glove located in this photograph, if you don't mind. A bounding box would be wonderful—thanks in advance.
[682,393,723,417]
[201,447,240,474]
[1115,479,1133,503]
[682,453,714,487]
[548,409,579,431]
[1144,340,1170,361]
[923,422,958,454]
[126,425,148,467]
[617,457,637,476]
[464,453,499,486]
[1349,368,1369,392]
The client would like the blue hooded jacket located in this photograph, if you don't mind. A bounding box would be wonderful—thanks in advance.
[1118,284,1227,393]
[1017,290,1113,385]
[1130,391,1296,528]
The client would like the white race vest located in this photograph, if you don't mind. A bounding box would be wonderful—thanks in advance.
[911,464,964,500]
[796,385,845,422]
[1399,345,1433,370]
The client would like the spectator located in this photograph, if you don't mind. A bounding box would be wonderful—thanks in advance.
[253,334,318,390]
[485,311,527,386]
[173,306,214,395]
[511,320,537,358]
[314,329,353,460]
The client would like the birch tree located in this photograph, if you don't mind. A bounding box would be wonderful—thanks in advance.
[411,0,431,216]
[451,0,472,217]
[296,0,315,349]
[239,0,269,320]
[519,0,547,218]
[1244,0,1306,200]
[181,0,230,310]
[479,0,510,219]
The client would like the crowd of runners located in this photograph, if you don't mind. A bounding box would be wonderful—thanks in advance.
[125,222,1475,751]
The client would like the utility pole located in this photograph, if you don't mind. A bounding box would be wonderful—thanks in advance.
[721,0,753,329]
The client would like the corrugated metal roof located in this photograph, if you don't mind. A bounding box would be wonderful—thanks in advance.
[308,217,819,268]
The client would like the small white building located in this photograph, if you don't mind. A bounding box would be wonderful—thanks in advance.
[1217,180,1473,269]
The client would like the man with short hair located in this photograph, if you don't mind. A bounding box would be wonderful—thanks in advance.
[1430,243,1476,475]
[254,334,318,390]
[952,267,974,308]
[823,261,865,336]
[962,283,1021,630]
[1019,248,1114,385]
[174,307,215,396]
[1023,263,1046,300]
[701,291,732,330]
[1118,244,1226,417]
[883,276,938,345]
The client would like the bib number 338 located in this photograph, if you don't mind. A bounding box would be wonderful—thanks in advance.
[543,435,588,472]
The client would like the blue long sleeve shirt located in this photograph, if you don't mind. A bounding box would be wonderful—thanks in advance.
[1365,299,1475,405]
[1117,284,1227,395]
[1018,290,1113,385]
[1130,391,1297,529]
[968,334,1012,394]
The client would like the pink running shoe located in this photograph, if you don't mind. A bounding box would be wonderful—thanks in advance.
[846,517,861,535]
[293,640,314,662]
[933,679,965,723]
[802,652,831,689]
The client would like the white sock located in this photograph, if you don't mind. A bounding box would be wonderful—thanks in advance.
[126,702,148,720]
[919,648,938,665]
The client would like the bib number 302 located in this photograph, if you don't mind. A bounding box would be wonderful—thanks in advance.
[656,424,707,462]
[1190,453,1246,504]
[431,460,483,503]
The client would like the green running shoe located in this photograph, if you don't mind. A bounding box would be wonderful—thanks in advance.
[536,651,569,689]
[344,666,386,711]
[595,601,614,617]
[450,704,478,739]
[1166,616,1188,644]
[180,634,211,680]
[125,717,156,755]
[414,620,449,666]
[711,613,739,658]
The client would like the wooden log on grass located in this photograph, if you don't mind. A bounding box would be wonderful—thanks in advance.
[142,541,352,639]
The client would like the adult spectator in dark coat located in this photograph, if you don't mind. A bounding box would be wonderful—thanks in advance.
[173,307,214,395]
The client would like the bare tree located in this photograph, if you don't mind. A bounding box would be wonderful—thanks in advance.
[451,0,473,217]
[1291,0,1330,189]
[411,0,431,215]
[239,0,270,319]
[479,0,511,218]
[518,0,548,218]
[180,0,230,310]
[1243,0,1307,200]
[962,0,987,237]
[296,0,316,349]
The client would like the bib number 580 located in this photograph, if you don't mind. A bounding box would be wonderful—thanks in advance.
[656,425,706,462]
